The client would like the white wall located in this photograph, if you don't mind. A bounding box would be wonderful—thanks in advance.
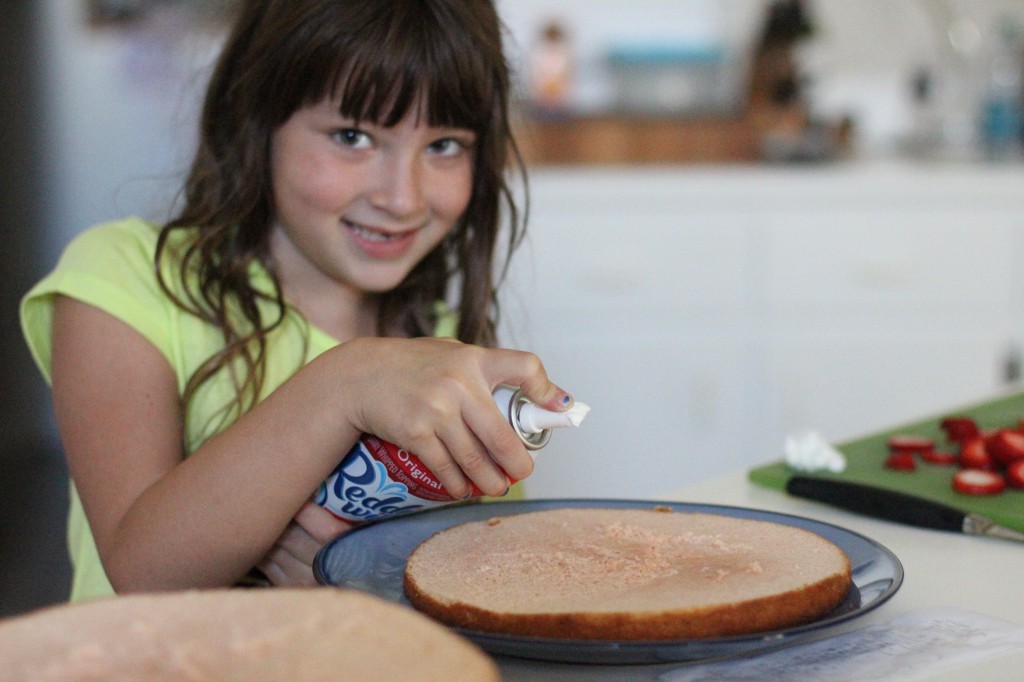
[38,1,221,255]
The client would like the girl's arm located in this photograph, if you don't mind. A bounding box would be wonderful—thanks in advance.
[51,296,570,593]
[52,295,353,591]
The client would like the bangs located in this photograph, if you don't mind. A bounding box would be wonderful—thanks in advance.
[304,2,498,132]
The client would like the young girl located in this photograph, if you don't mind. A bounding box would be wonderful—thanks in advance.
[20,0,574,601]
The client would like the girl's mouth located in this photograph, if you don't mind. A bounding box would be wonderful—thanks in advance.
[344,219,420,259]
[346,221,413,242]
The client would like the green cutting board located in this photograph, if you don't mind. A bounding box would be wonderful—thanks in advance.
[749,390,1024,532]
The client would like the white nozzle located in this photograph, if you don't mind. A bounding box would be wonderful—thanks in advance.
[517,401,591,434]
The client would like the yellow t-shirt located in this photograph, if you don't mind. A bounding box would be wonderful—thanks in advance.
[20,217,467,600]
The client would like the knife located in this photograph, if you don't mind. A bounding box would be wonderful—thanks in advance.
[786,475,1024,543]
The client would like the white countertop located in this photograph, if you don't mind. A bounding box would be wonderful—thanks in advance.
[496,471,1024,681]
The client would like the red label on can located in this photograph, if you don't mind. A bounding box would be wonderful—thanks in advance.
[361,436,467,502]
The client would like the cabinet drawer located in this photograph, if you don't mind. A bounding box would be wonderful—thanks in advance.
[760,211,1017,312]
[760,330,1011,448]
[510,211,749,316]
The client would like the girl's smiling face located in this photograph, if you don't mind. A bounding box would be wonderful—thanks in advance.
[268,96,476,303]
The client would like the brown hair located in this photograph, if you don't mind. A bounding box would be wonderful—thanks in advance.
[156,0,526,421]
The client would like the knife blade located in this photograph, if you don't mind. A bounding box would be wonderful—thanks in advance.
[785,475,1024,542]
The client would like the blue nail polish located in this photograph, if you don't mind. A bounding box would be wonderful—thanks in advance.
[561,394,571,406]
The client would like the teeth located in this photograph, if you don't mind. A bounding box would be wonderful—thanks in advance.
[348,222,403,242]
[346,220,405,241]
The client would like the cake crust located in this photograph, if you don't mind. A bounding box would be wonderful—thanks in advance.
[404,507,852,640]
[0,588,498,681]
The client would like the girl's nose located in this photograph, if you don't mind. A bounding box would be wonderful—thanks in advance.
[368,154,426,219]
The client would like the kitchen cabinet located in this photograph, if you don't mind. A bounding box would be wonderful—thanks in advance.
[757,204,1021,452]
[503,162,1024,499]
[514,114,758,165]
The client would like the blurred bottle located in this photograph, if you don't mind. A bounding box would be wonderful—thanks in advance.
[528,20,573,115]
[979,17,1023,160]
[903,67,945,157]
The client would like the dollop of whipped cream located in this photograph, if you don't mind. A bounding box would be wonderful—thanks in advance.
[517,401,591,434]
[784,429,847,473]
[562,402,591,427]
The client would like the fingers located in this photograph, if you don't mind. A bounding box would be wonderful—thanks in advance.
[257,545,317,586]
[402,346,566,496]
[277,519,323,565]
[437,413,516,497]
[459,391,535,483]
[486,349,573,412]
[407,429,507,499]
[412,399,538,497]
[256,525,318,586]
[292,501,354,545]
[257,508,356,587]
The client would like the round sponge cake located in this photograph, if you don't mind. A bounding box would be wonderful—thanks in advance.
[404,507,852,640]
[0,588,498,681]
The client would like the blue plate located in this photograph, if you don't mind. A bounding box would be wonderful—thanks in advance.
[314,499,902,665]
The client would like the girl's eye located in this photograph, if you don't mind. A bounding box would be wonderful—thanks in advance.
[331,128,371,149]
[429,137,472,158]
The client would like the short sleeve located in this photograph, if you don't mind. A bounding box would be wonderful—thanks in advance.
[20,218,171,384]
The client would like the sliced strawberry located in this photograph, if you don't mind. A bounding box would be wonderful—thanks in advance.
[1007,460,1024,489]
[884,451,917,471]
[953,468,1006,495]
[887,435,934,453]
[921,449,959,465]
[987,429,1024,466]
[940,416,980,443]
[958,437,997,471]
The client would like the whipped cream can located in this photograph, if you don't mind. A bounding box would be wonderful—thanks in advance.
[314,387,579,523]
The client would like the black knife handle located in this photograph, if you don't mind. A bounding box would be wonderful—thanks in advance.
[786,476,966,532]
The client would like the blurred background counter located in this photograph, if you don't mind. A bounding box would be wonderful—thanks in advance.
[516,114,760,164]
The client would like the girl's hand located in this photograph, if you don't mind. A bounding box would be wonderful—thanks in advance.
[257,502,354,586]
[332,337,573,500]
